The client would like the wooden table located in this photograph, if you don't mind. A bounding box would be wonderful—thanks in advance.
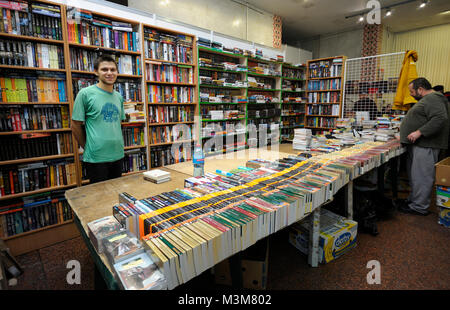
[65,144,304,289]
[165,144,297,176]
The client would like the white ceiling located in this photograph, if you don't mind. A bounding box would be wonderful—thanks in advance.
[244,0,450,43]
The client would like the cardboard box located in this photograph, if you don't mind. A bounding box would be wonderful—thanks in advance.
[289,208,357,264]
[436,186,450,208]
[214,239,268,289]
[435,157,450,187]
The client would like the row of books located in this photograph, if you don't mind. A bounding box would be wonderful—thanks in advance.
[0,160,77,196]
[72,75,142,103]
[0,2,63,40]
[0,105,70,132]
[70,48,141,76]
[282,94,306,103]
[201,121,245,136]
[0,132,73,161]
[122,149,147,174]
[0,76,67,103]
[115,80,143,103]
[122,125,145,148]
[306,104,340,116]
[150,144,192,168]
[308,59,342,78]
[281,116,304,127]
[66,7,139,52]
[203,109,245,120]
[149,125,193,145]
[0,39,65,69]
[147,85,194,104]
[282,79,304,92]
[282,106,305,115]
[199,57,247,72]
[143,34,193,64]
[0,197,73,238]
[247,62,281,77]
[145,63,193,84]
[308,79,341,91]
[308,92,340,103]
[148,105,194,124]
[282,67,304,79]
[306,117,336,128]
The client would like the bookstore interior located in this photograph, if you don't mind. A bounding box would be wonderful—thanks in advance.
[0,0,449,293]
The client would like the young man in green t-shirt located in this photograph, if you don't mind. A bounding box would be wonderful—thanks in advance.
[72,55,125,183]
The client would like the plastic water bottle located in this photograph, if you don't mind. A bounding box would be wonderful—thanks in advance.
[193,144,204,177]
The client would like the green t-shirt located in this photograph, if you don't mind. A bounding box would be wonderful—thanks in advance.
[72,84,125,163]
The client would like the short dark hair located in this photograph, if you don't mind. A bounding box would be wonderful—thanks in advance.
[94,55,117,71]
[433,85,444,92]
[409,78,432,91]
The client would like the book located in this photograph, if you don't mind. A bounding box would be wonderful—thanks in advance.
[143,169,171,183]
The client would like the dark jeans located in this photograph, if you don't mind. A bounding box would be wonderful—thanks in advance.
[84,158,123,184]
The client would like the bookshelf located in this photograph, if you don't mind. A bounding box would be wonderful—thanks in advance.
[143,24,197,167]
[0,1,78,255]
[246,57,282,148]
[280,63,307,142]
[66,7,146,182]
[305,56,346,132]
[198,46,247,157]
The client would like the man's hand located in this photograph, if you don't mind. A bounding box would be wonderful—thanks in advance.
[407,130,421,143]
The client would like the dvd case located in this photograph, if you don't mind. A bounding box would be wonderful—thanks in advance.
[114,252,167,290]
[87,216,124,253]
[102,230,145,264]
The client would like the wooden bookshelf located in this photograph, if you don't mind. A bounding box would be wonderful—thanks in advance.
[0,1,80,254]
[66,6,147,182]
[142,23,197,169]
[305,56,346,132]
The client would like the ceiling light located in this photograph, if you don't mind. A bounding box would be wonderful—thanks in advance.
[419,1,428,8]
[358,15,364,22]
[160,0,170,6]
[386,9,392,16]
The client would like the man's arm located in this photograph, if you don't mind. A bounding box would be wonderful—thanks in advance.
[72,120,86,149]
[417,98,448,138]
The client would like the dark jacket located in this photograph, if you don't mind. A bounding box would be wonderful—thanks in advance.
[400,92,449,149]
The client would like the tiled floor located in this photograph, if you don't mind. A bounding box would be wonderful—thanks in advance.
[7,181,450,290]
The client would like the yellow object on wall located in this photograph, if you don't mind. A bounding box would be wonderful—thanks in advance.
[393,50,418,111]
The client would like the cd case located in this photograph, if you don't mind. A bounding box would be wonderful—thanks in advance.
[114,252,167,290]
[102,230,144,264]
[87,216,123,254]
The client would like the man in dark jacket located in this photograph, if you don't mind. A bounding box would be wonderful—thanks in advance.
[399,78,449,215]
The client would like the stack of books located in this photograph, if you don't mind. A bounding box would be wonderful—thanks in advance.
[293,128,312,150]
[375,129,395,142]
[376,117,391,129]
[143,169,171,184]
